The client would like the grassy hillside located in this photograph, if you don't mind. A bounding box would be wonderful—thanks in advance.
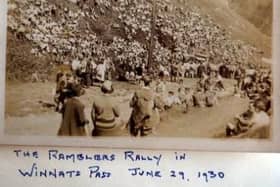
[173,0,272,56]
[227,0,273,36]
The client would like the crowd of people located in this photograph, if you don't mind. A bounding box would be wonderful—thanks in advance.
[8,0,263,81]
[226,65,272,137]
[53,53,272,137]
[7,0,272,137]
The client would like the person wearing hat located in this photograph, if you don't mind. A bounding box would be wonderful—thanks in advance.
[54,71,77,112]
[57,83,88,136]
[128,77,160,136]
[91,81,121,136]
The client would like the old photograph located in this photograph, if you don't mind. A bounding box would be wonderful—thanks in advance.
[3,0,274,142]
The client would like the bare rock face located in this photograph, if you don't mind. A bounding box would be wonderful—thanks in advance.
[227,0,273,36]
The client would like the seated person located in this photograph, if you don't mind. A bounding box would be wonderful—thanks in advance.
[205,90,218,107]
[226,101,270,136]
[164,91,181,109]
[179,87,194,113]
[193,87,206,108]
[155,79,166,95]
[178,79,184,91]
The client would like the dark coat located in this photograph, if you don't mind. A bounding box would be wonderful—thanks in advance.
[57,97,87,136]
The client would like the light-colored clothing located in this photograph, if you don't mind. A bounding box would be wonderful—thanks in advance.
[193,91,206,107]
[164,70,170,77]
[205,91,218,107]
[159,64,165,72]
[246,69,256,76]
[80,60,87,73]
[252,111,270,128]
[179,91,194,106]
[72,59,81,71]
[155,81,166,95]
[91,61,97,70]
[165,95,181,107]
[96,63,106,82]
[183,63,190,70]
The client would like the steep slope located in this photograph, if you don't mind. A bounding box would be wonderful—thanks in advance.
[227,0,273,36]
[6,0,272,81]
[173,0,271,56]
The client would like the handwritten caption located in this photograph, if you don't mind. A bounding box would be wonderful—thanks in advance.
[13,149,225,184]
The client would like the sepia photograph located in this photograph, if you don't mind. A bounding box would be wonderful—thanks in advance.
[1,0,278,150]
